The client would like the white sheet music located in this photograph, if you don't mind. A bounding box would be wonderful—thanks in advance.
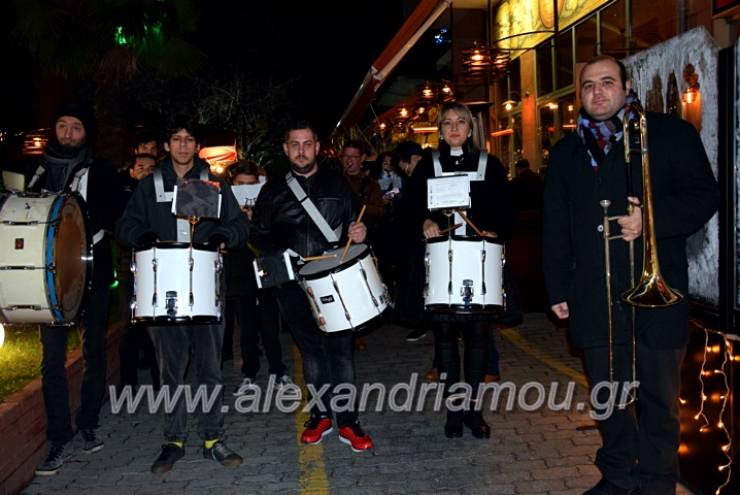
[426,174,471,211]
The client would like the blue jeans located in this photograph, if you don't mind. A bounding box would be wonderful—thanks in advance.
[148,324,225,442]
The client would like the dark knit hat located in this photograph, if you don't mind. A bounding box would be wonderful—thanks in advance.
[395,141,423,161]
[53,102,96,138]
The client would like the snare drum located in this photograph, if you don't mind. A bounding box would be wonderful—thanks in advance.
[424,236,504,314]
[298,244,388,333]
[132,242,222,323]
[0,192,91,324]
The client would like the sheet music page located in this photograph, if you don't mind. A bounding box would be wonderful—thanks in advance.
[427,174,471,210]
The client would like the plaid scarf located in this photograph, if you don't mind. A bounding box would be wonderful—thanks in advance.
[577,90,640,168]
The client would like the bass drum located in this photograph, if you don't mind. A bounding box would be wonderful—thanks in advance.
[0,192,91,324]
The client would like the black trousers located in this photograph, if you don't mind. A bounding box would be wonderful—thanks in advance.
[118,322,159,389]
[223,289,286,379]
[274,284,357,426]
[435,321,489,418]
[40,273,110,445]
[583,342,685,495]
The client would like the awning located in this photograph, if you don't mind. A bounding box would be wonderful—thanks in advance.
[335,0,452,131]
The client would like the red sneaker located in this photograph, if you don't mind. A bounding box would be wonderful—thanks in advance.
[338,424,374,452]
[300,416,333,445]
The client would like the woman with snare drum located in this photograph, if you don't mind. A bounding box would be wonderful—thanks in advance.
[406,102,514,439]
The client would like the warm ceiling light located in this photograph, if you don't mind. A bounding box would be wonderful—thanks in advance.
[548,102,559,110]
[399,107,409,118]
[503,99,516,112]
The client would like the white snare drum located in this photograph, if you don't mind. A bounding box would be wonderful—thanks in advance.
[424,236,504,314]
[132,242,222,323]
[298,244,388,333]
[0,192,91,324]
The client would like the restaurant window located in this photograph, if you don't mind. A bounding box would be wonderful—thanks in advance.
[536,40,554,96]
[555,30,574,89]
[575,15,598,62]
[539,94,577,169]
[600,0,627,57]
[630,0,677,52]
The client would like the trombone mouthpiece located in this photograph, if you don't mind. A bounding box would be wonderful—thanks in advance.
[599,200,611,209]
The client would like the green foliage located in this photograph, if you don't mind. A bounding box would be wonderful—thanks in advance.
[0,326,80,403]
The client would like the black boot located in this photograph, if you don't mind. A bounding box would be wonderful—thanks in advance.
[463,410,491,439]
[444,410,463,438]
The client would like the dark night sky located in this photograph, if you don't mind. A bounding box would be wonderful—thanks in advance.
[0,0,407,137]
[192,1,406,134]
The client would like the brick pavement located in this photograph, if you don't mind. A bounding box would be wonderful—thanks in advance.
[21,313,693,495]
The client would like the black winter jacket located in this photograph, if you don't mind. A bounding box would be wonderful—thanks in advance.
[250,166,357,258]
[405,142,515,242]
[542,113,719,349]
[115,158,249,249]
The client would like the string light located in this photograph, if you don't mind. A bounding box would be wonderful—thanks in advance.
[690,319,735,495]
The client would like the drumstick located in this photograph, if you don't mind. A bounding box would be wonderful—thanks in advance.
[303,254,337,262]
[340,204,367,263]
[421,223,463,241]
[454,208,484,237]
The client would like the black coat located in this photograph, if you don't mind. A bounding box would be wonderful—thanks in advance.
[115,158,249,249]
[250,166,358,258]
[406,143,515,241]
[542,113,719,350]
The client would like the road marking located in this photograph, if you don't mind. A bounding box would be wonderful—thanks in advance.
[292,345,329,494]
[499,328,589,388]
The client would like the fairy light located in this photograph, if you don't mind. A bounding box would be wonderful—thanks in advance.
[690,319,736,495]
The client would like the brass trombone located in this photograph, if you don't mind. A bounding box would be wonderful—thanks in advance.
[600,103,683,388]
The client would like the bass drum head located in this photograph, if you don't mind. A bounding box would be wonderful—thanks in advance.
[53,195,90,321]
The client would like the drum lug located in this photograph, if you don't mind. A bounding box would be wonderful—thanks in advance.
[424,254,430,298]
[166,291,178,319]
[359,266,379,308]
[461,279,474,305]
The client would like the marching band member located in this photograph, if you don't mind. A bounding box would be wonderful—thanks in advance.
[543,55,718,495]
[406,102,514,439]
[250,120,374,452]
[31,103,125,475]
[116,116,248,475]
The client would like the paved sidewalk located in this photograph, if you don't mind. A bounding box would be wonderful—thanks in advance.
[22,314,692,494]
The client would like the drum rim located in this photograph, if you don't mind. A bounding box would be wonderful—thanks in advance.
[298,244,371,280]
[425,235,503,245]
[318,309,386,334]
[134,241,217,252]
[424,303,504,314]
[46,194,93,322]
[132,315,222,324]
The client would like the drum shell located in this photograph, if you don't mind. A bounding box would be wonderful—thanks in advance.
[299,244,388,333]
[132,243,222,324]
[0,193,90,324]
[424,236,504,314]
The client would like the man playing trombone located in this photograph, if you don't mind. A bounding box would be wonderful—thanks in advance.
[542,55,718,495]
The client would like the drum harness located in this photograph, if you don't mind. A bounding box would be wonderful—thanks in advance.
[429,150,498,306]
[28,158,105,245]
[151,167,217,317]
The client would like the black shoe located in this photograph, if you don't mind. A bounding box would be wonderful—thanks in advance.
[583,478,641,495]
[406,327,427,342]
[204,440,243,468]
[444,411,463,438]
[463,414,491,439]
[80,429,104,453]
[151,443,185,475]
[35,443,70,476]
